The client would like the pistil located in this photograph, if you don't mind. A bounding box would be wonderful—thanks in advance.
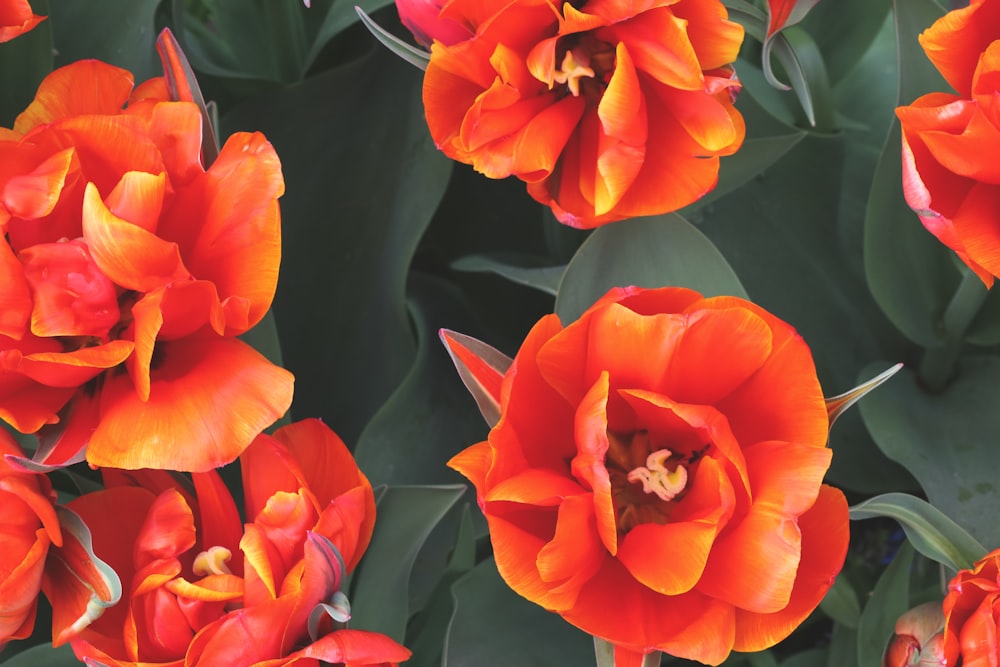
[627,449,688,502]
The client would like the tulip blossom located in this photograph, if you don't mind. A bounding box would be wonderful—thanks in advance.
[0,58,293,471]
[883,602,946,667]
[65,418,411,667]
[0,0,44,43]
[941,547,1000,666]
[395,0,473,47]
[896,0,1000,286]
[444,286,849,665]
[421,0,745,228]
[0,429,119,649]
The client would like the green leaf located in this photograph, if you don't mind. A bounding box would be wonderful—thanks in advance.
[856,541,914,667]
[444,559,593,666]
[355,6,429,71]
[800,0,890,84]
[48,0,160,82]
[0,644,78,667]
[819,576,861,629]
[354,275,498,486]
[765,27,835,131]
[175,0,308,82]
[451,253,563,296]
[0,0,51,127]
[850,492,985,573]
[223,44,451,444]
[349,484,465,642]
[555,213,747,323]
[826,624,859,667]
[692,133,917,495]
[858,358,1000,549]
[779,649,827,667]
[305,0,397,69]
[863,0,954,347]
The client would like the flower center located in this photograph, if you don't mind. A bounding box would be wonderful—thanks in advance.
[626,449,688,501]
[605,430,697,535]
[192,545,233,576]
[552,33,615,101]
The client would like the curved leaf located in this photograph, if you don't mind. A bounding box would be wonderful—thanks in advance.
[850,493,986,573]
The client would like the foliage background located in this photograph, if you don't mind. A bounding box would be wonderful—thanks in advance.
[1,0,992,665]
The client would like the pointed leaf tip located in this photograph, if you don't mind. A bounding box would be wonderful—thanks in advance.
[826,362,904,430]
[155,27,220,165]
[439,329,512,428]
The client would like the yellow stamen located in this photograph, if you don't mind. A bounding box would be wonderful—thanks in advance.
[627,449,688,502]
[553,48,595,97]
[193,545,233,576]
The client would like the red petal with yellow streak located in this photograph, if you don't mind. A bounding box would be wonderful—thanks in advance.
[86,337,293,471]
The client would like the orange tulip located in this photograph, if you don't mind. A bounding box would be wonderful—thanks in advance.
[445,286,848,665]
[395,0,473,47]
[0,430,60,646]
[896,0,1000,286]
[422,0,745,228]
[0,0,44,43]
[941,548,1000,666]
[66,419,410,667]
[0,429,119,649]
[0,58,293,472]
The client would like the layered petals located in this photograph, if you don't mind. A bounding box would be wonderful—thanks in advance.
[422,0,745,227]
[897,3,1000,285]
[447,287,847,664]
[0,56,289,471]
[65,419,404,666]
[941,547,1000,666]
[0,0,44,43]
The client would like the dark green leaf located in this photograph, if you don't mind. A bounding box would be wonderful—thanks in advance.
[850,492,986,573]
[451,253,563,296]
[779,649,827,667]
[819,576,861,629]
[48,0,160,82]
[350,484,465,642]
[858,359,1000,550]
[355,6,429,71]
[305,0,397,69]
[856,541,914,667]
[800,0,890,84]
[863,0,954,347]
[0,644,78,667]
[444,559,593,667]
[224,44,451,444]
[555,213,747,323]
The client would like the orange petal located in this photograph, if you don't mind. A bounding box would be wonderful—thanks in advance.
[1,147,75,221]
[14,61,134,135]
[733,485,848,651]
[191,470,243,572]
[608,8,704,90]
[86,337,294,471]
[569,371,618,555]
[82,181,191,293]
[281,628,412,665]
[486,467,587,505]
[535,495,605,601]
[565,558,737,664]
[919,0,1000,97]
[0,240,31,339]
[447,440,493,494]
[594,44,647,215]
[312,484,375,572]
[951,182,1000,280]
[0,0,44,44]
[440,329,512,428]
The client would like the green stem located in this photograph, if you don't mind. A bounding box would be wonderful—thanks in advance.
[593,638,661,667]
[918,269,990,391]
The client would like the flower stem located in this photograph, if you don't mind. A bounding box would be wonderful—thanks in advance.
[593,638,660,667]
[918,269,990,391]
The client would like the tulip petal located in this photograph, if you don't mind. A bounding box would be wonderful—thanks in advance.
[570,371,619,555]
[535,494,605,599]
[440,329,512,428]
[87,337,294,471]
[0,240,31,339]
[733,485,848,651]
[279,628,412,665]
[14,61,134,134]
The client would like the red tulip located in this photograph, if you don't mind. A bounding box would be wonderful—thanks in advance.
[896,0,1000,285]
[0,57,293,472]
[421,0,745,227]
[0,0,44,43]
[445,287,848,665]
[66,419,410,666]
[394,0,472,47]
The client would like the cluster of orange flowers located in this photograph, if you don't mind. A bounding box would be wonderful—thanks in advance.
[4,0,1000,665]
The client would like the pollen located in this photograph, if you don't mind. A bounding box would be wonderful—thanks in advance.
[193,545,233,576]
[553,47,595,97]
[627,449,688,502]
